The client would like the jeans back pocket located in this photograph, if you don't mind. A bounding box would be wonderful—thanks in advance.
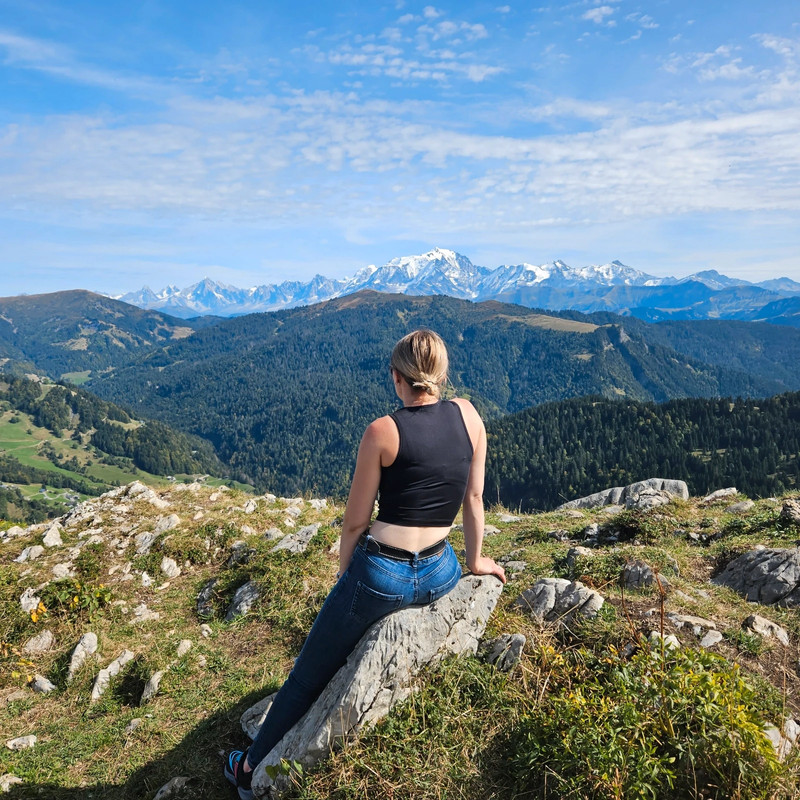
[350,581,404,625]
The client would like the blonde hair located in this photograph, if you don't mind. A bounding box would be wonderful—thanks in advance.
[390,329,449,397]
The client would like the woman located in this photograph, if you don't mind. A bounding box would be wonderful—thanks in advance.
[225,329,506,799]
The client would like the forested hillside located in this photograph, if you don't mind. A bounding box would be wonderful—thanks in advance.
[0,290,210,380]
[486,392,800,510]
[88,292,782,496]
[0,376,222,521]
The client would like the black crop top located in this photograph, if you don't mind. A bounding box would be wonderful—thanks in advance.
[376,400,474,527]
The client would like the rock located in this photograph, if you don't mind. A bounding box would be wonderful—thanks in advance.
[558,478,689,510]
[142,572,153,587]
[725,500,755,514]
[227,541,255,567]
[699,630,724,648]
[582,522,600,540]
[547,529,571,541]
[140,671,164,704]
[0,774,24,792]
[763,725,793,760]
[42,525,63,547]
[622,560,670,591]
[225,581,261,621]
[563,510,584,519]
[153,776,190,799]
[743,614,790,646]
[480,633,525,672]
[243,499,258,514]
[154,514,181,534]
[701,487,738,504]
[52,563,72,578]
[240,525,256,536]
[160,557,181,579]
[713,548,800,606]
[196,579,218,619]
[193,511,204,521]
[669,613,716,632]
[284,505,303,519]
[5,735,36,751]
[601,504,624,514]
[566,546,593,570]
[91,650,135,703]
[199,624,212,638]
[309,498,328,511]
[3,525,25,539]
[648,631,680,649]
[264,527,283,541]
[22,629,55,654]
[132,604,160,624]
[4,690,27,704]
[780,499,800,524]
[29,675,56,694]
[135,531,158,555]
[14,545,44,563]
[67,632,99,683]
[271,523,321,554]
[497,513,521,523]
[513,578,604,626]
[125,718,143,735]
[625,487,672,511]
[502,561,527,576]
[247,575,503,797]
[176,639,192,658]
[483,524,501,536]
[19,588,40,614]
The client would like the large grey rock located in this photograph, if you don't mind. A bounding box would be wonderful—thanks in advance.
[725,500,755,514]
[713,548,800,607]
[701,487,738,504]
[513,578,604,626]
[160,556,181,579]
[625,487,673,511]
[271,523,321,554]
[5,736,36,751]
[622,560,670,591]
[91,650,135,703]
[14,545,44,563]
[66,632,99,683]
[558,478,689,510]
[153,776,190,799]
[42,525,63,547]
[248,575,503,798]
[140,670,164,704]
[0,774,24,792]
[196,579,218,619]
[29,675,56,694]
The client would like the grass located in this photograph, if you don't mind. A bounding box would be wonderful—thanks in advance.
[1,487,798,799]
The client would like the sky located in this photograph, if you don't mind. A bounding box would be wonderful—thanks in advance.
[1,0,799,296]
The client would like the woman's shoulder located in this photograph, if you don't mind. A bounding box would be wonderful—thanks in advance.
[449,397,481,419]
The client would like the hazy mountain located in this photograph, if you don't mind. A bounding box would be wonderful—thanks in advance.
[115,248,800,325]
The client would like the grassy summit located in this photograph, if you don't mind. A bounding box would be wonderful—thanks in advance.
[1,484,798,799]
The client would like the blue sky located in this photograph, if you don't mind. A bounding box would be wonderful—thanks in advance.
[1,0,799,295]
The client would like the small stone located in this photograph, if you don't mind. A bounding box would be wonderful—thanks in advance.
[154,514,181,534]
[160,557,181,579]
[547,529,570,542]
[240,525,255,536]
[725,500,755,514]
[142,572,153,587]
[193,511,204,521]
[483,524,501,536]
[91,650,135,702]
[699,630,724,648]
[564,510,585,519]
[125,718,143,735]
[19,588,40,614]
[669,613,716,631]
[497,513,521,523]
[153,776,190,799]
[195,654,207,668]
[199,624,213,638]
[227,541,254,567]
[243,499,258,514]
[5,735,36,751]
[648,631,680,649]
[582,522,600,540]
[22,629,55,654]
[743,614,790,646]
[0,774,24,792]
[197,579,218,620]
[764,725,793,760]
[42,526,63,547]
[780,499,800,525]
[263,527,283,541]
[481,633,525,672]
[135,531,158,555]
[209,491,221,502]
[52,563,72,578]
[4,690,27,704]
[140,671,164,704]
[225,581,261,621]
[309,498,328,511]
[700,487,738,504]
[29,675,56,694]
[132,604,160,624]
[176,640,192,658]
[66,633,99,679]
[271,523,321,554]
[14,546,44,563]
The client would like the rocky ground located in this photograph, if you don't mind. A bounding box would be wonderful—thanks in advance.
[1,480,799,798]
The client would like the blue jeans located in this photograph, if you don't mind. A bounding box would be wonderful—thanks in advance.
[246,534,463,767]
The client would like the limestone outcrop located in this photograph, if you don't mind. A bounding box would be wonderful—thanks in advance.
[244,575,503,798]
[713,548,800,607]
[557,478,689,511]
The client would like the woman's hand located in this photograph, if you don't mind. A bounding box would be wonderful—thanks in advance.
[467,555,507,584]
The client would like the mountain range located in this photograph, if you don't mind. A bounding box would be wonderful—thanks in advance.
[116,248,800,325]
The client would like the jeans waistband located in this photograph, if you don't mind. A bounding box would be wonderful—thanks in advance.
[359,532,447,562]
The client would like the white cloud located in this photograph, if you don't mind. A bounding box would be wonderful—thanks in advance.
[423,6,441,19]
[496,5,511,12]
[582,6,616,26]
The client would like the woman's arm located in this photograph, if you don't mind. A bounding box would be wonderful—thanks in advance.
[339,418,391,575]
[455,401,506,584]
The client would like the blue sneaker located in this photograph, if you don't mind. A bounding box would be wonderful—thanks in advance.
[224,749,254,800]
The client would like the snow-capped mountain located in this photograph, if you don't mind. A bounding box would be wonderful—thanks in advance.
[115,248,800,324]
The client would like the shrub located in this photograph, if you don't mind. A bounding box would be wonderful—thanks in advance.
[511,644,791,799]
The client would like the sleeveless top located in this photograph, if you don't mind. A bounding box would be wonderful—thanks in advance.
[376,400,474,527]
